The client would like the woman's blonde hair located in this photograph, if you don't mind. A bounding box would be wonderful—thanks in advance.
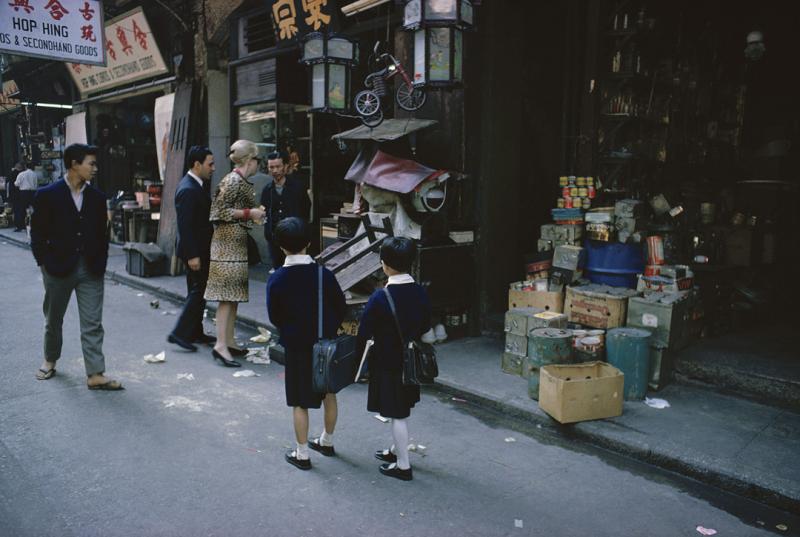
[229,139,258,167]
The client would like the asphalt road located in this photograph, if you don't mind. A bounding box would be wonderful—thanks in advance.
[0,240,796,537]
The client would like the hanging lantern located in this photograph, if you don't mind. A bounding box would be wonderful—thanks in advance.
[401,0,473,87]
[300,33,359,112]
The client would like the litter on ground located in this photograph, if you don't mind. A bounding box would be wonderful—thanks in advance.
[176,373,195,381]
[232,369,259,378]
[645,397,670,409]
[515,519,523,528]
[451,397,467,403]
[504,437,517,443]
[144,351,166,363]
[374,415,390,423]
[696,526,717,536]
[250,327,272,343]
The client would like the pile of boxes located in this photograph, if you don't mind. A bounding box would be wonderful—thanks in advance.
[585,199,647,244]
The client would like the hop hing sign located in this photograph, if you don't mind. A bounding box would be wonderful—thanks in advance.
[0,0,105,65]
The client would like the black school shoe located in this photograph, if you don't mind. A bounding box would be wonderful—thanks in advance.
[379,463,412,481]
[375,449,397,463]
[285,451,312,470]
[309,438,335,457]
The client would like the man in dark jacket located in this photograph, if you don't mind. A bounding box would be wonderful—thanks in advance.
[30,144,122,390]
[260,151,311,271]
[167,146,217,352]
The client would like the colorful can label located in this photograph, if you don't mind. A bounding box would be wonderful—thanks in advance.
[559,176,569,186]
[578,187,588,198]
[587,185,596,198]
[562,186,571,198]
[582,198,591,209]
[557,198,565,208]
[577,176,586,187]
[564,197,573,208]
[570,187,579,197]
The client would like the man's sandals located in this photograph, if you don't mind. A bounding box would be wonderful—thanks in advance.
[87,379,124,391]
[35,368,56,380]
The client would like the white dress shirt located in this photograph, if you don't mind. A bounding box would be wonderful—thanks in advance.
[283,254,315,267]
[386,274,415,286]
[70,183,87,212]
[187,170,203,187]
[14,169,38,191]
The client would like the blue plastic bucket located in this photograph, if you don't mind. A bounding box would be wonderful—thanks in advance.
[584,241,644,289]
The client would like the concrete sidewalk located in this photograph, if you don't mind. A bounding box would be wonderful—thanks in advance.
[3,227,798,514]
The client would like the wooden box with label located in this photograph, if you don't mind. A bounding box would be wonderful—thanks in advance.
[564,285,638,329]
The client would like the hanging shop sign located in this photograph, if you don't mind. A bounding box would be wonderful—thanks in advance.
[0,0,105,66]
[66,6,168,97]
[0,80,21,112]
[270,0,338,45]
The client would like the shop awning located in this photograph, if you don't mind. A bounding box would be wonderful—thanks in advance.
[332,119,438,142]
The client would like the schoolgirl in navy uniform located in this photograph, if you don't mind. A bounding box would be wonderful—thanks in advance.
[356,237,431,481]
[267,217,346,470]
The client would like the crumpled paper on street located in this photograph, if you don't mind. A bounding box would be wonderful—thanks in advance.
[696,527,717,536]
[246,346,271,365]
[250,327,272,343]
[407,444,426,456]
[232,369,260,378]
[144,351,166,363]
[177,373,195,381]
[644,397,670,409]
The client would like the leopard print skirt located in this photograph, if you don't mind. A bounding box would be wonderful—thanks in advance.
[204,223,249,303]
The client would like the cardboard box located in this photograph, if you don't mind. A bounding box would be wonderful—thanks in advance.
[552,245,584,271]
[564,285,637,329]
[627,291,694,349]
[508,285,565,312]
[538,362,624,424]
[526,311,568,335]
[541,224,583,242]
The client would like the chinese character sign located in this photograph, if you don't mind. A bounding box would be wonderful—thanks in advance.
[66,6,168,97]
[0,0,104,65]
[270,0,336,44]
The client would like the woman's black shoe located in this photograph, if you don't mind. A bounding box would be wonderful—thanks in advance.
[379,463,412,481]
[212,349,241,367]
[375,449,397,463]
[228,347,248,357]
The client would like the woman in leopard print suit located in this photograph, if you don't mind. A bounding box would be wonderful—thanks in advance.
[204,140,265,366]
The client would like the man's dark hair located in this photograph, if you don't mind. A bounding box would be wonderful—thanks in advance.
[275,217,310,254]
[380,236,416,273]
[266,150,288,164]
[63,144,98,169]
[187,145,213,169]
[25,161,35,170]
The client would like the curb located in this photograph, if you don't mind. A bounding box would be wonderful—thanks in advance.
[2,232,797,513]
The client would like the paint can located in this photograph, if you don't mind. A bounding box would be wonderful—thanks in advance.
[646,235,665,265]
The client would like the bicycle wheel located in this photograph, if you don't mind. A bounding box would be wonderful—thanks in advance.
[354,90,381,117]
[360,109,384,128]
[396,84,426,111]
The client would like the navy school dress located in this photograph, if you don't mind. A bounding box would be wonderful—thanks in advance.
[356,282,432,419]
[267,260,346,409]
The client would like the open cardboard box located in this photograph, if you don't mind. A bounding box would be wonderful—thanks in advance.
[538,362,624,424]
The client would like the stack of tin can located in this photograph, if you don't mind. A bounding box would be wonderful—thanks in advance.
[557,176,595,210]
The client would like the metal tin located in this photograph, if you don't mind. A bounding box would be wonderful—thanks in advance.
[586,176,594,186]
[557,198,565,208]
[646,235,665,265]
[571,329,587,348]
[501,352,524,376]
[577,176,587,187]
[606,328,652,400]
[559,176,569,186]
[563,197,573,208]
[644,264,661,276]
[562,186,571,198]
[526,328,574,400]
[582,198,592,209]
[578,187,588,198]
[573,197,582,208]
[587,185,596,198]
[568,175,576,185]
[569,187,579,197]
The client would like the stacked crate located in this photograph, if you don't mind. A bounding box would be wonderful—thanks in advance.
[502,308,569,382]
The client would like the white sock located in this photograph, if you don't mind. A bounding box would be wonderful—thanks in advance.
[391,419,410,470]
[320,430,334,446]
[296,442,309,460]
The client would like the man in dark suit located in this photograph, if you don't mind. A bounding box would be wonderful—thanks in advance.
[260,151,311,271]
[30,144,122,390]
[167,146,217,352]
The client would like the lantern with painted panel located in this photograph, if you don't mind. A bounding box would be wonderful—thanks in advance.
[300,33,359,112]
[401,0,474,87]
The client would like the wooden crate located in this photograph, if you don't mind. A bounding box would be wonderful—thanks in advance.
[508,285,564,312]
[564,286,637,329]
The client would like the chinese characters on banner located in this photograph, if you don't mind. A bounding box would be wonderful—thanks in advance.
[0,0,105,65]
[66,7,168,96]
[270,0,336,43]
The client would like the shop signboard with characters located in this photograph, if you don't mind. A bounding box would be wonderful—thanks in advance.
[66,6,168,97]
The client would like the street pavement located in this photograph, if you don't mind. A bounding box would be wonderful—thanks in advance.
[1,239,798,537]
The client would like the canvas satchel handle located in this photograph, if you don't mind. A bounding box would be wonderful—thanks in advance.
[383,287,407,347]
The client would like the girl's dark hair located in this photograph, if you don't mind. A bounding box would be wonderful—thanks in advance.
[380,236,416,273]
[275,217,310,254]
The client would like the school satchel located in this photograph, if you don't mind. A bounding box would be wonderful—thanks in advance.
[312,265,358,393]
[383,288,439,386]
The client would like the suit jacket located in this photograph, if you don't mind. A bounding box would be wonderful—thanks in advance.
[175,173,213,262]
[30,179,109,277]
[259,174,311,242]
